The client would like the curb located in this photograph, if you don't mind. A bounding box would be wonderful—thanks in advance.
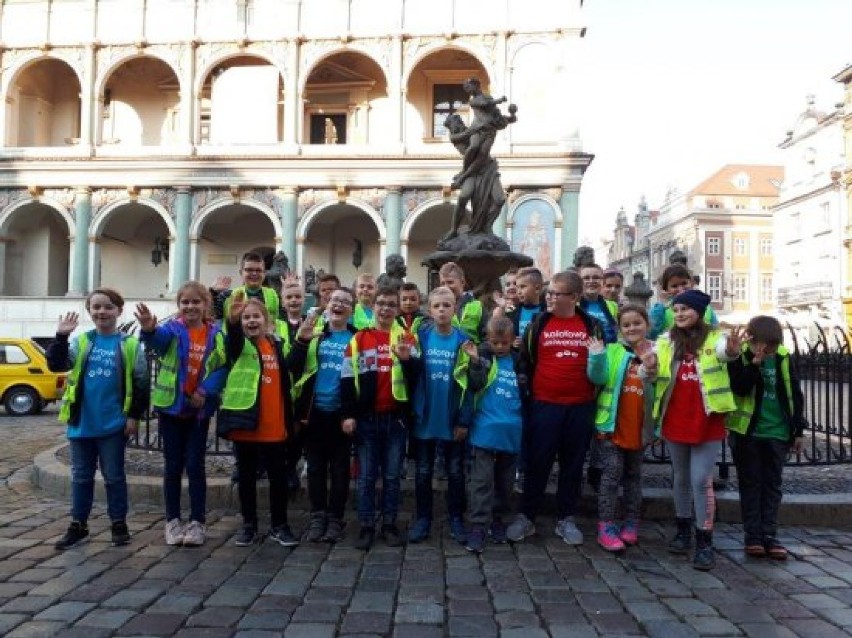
[32,444,852,527]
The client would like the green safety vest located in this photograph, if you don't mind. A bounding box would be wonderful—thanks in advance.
[151,326,221,409]
[726,345,794,434]
[453,298,483,344]
[274,319,296,356]
[653,330,735,419]
[349,324,410,402]
[59,332,139,423]
[595,343,637,433]
[219,337,282,411]
[291,334,321,399]
[223,286,279,329]
[352,303,375,330]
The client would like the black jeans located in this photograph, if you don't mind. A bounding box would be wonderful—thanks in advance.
[234,441,289,528]
[730,432,789,543]
[304,409,351,520]
[160,413,210,523]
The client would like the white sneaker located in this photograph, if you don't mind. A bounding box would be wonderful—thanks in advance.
[182,520,206,547]
[164,518,184,546]
[555,516,584,545]
[506,514,536,542]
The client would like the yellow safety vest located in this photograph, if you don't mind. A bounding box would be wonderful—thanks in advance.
[726,345,794,434]
[452,298,483,344]
[349,324,409,402]
[59,332,139,423]
[222,286,279,330]
[352,303,375,330]
[595,343,637,432]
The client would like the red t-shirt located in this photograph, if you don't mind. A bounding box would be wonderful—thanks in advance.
[374,330,395,413]
[532,314,595,405]
[662,354,725,444]
[230,338,286,443]
[183,325,209,396]
[613,359,644,451]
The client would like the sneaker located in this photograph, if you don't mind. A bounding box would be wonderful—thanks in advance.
[55,521,89,550]
[111,520,131,546]
[182,521,206,547]
[234,524,259,546]
[555,517,584,545]
[269,525,300,547]
[448,516,468,544]
[506,514,536,543]
[489,518,508,544]
[620,519,639,546]
[306,512,327,543]
[164,518,184,546]
[765,538,788,561]
[597,521,625,552]
[322,517,346,544]
[381,524,403,547]
[465,525,486,554]
[408,517,431,543]
[353,525,375,551]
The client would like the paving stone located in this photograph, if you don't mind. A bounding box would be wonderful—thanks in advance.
[814,606,852,627]
[234,631,284,638]
[491,592,534,612]
[290,603,342,623]
[624,601,677,622]
[250,595,302,613]
[115,612,185,636]
[780,618,851,638]
[495,610,541,629]
[1,596,57,613]
[394,602,444,624]
[684,616,742,636]
[391,626,443,638]
[738,623,798,638]
[790,592,848,610]
[447,615,498,636]
[76,609,137,629]
[187,605,244,627]
[547,625,598,638]
[172,629,234,638]
[204,585,263,607]
[339,611,391,634]
[447,598,493,616]
[642,620,700,638]
[664,597,719,616]
[282,624,337,638]
[0,613,28,635]
[54,628,114,638]
[238,612,291,630]
[348,591,395,612]
[102,588,162,610]
[500,628,549,638]
[148,593,204,615]
[7,620,70,638]
[33,601,96,623]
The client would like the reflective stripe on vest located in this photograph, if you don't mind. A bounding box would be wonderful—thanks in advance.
[219,338,265,411]
[726,345,794,434]
[653,330,735,419]
[59,333,138,423]
[349,325,408,401]
[292,336,321,399]
[594,344,632,432]
[151,338,179,408]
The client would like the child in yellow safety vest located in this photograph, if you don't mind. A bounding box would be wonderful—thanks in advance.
[654,289,742,571]
[726,315,805,561]
[136,281,224,547]
[591,305,658,553]
[47,288,149,551]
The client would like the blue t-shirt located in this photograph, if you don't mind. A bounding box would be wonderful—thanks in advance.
[71,333,127,439]
[471,354,522,454]
[583,298,617,343]
[518,305,542,338]
[413,328,464,441]
[314,329,352,412]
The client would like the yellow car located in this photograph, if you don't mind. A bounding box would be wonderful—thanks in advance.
[0,338,66,416]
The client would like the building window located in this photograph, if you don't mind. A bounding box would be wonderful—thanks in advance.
[706,236,721,255]
[761,275,773,303]
[432,84,468,138]
[707,274,722,302]
[760,237,772,256]
[309,114,347,144]
[734,238,747,256]
[733,274,748,302]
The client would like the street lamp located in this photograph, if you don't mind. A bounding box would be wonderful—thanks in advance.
[151,237,169,267]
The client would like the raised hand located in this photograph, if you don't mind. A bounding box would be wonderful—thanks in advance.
[228,290,247,323]
[461,340,479,361]
[134,302,157,332]
[750,342,767,365]
[281,272,300,287]
[296,312,319,342]
[727,326,747,357]
[211,275,232,292]
[392,341,414,361]
[56,312,79,335]
[586,336,605,355]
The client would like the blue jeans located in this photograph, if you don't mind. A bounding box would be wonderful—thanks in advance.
[414,437,466,521]
[69,430,128,523]
[356,413,407,527]
[160,413,210,523]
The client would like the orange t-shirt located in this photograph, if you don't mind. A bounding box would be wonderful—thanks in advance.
[183,325,209,396]
[612,359,645,451]
[230,338,287,443]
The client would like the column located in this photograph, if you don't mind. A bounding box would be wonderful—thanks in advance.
[69,188,91,296]
[283,39,300,149]
[79,43,96,152]
[384,186,402,256]
[559,186,579,272]
[280,186,298,266]
[493,200,508,239]
[170,187,192,290]
[180,43,196,152]
[391,35,405,151]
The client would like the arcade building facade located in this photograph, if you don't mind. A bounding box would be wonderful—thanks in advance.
[0,0,592,336]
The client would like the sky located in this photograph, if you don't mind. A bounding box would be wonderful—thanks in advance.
[575,0,852,249]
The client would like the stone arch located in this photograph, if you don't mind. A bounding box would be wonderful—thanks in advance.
[91,197,176,238]
[400,199,453,293]
[402,43,493,88]
[507,193,563,225]
[297,197,386,243]
[95,52,183,100]
[191,197,282,240]
[3,56,83,147]
[0,196,74,237]
[300,46,388,95]
[400,198,446,243]
[195,51,286,97]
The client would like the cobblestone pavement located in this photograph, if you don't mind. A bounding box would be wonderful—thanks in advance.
[2,411,852,637]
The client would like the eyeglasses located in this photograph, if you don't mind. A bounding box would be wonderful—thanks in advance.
[545,290,574,298]
[242,268,264,274]
[329,297,352,306]
[581,275,603,281]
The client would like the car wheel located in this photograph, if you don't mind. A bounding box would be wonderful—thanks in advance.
[4,386,39,416]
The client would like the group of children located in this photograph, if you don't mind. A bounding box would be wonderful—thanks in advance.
[45,252,805,573]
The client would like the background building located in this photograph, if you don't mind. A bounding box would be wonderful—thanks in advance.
[0,0,592,336]
[834,64,852,328]
[773,95,847,330]
[606,197,652,284]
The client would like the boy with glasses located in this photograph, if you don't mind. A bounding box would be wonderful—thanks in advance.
[213,252,281,326]
[507,271,607,545]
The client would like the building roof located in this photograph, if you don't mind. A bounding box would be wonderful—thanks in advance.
[688,164,783,198]
[833,63,852,84]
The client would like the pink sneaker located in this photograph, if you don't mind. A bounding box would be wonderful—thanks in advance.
[597,521,625,552]
[620,520,639,546]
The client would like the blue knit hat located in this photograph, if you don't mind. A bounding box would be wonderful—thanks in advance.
[672,289,711,317]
